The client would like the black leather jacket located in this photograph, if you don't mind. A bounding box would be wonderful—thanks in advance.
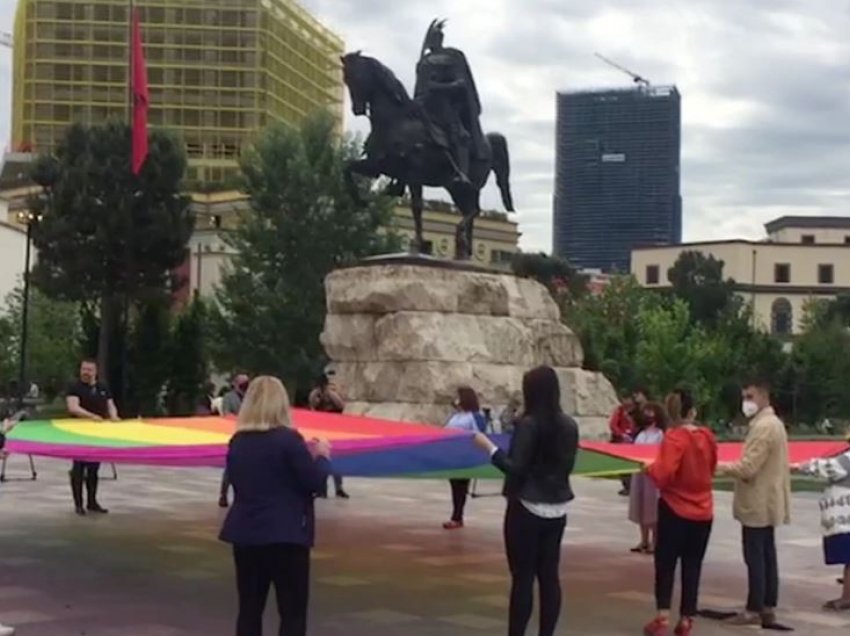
[492,413,579,504]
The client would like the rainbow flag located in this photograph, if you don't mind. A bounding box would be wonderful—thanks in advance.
[5,412,640,477]
[8,414,842,478]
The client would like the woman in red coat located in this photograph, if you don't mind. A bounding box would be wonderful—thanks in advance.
[643,389,718,636]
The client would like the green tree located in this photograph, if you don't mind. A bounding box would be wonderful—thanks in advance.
[125,298,172,417]
[511,252,587,301]
[29,122,194,389]
[166,300,209,416]
[565,275,650,390]
[790,301,850,424]
[211,112,399,391]
[0,286,81,399]
[667,250,737,326]
[633,300,724,409]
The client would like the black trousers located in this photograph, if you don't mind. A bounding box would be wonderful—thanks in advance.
[654,499,712,617]
[233,543,310,636]
[504,499,566,636]
[449,479,470,522]
[220,469,231,499]
[70,461,101,508]
[742,526,779,613]
[318,474,344,498]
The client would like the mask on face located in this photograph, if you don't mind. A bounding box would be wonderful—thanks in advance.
[741,400,760,418]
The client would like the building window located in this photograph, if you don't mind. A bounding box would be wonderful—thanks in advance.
[774,263,790,283]
[646,265,660,285]
[818,264,834,285]
[845,236,850,244]
[801,235,815,244]
[771,298,793,336]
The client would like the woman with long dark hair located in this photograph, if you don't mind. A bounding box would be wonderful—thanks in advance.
[443,386,486,529]
[474,366,579,636]
[643,389,717,636]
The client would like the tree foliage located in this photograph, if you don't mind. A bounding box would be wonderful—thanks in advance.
[211,111,400,391]
[125,298,172,417]
[564,276,647,390]
[511,252,587,301]
[787,301,850,424]
[565,273,793,426]
[166,299,209,416]
[0,286,81,399]
[29,122,194,385]
[668,250,738,326]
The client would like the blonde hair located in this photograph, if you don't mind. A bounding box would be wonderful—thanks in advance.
[236,376,292,432]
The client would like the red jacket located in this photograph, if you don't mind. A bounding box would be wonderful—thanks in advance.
[646,426,717,521]
[608,405,636,442]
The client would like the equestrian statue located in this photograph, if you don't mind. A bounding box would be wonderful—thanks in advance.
[342,19,514,260]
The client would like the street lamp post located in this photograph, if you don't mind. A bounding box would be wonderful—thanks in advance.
[16,210,41,409]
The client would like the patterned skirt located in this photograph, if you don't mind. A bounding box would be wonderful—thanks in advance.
[628,473,659,526]
[824,533,850,566]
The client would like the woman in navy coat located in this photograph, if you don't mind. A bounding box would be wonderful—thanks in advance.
[219,376,331,636]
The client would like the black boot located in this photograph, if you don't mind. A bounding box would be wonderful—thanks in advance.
[85,468,108,514]
[69,467,85,516]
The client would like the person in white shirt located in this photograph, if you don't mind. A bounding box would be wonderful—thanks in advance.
[443,386,485,529]
[793,430,850,611]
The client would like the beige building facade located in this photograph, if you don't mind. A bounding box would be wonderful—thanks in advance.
[631,216,850,335]
[0,183,521,302]
[389,199,521,268]
[117,192,520,300]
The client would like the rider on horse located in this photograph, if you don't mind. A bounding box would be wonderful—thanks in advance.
[383,19,486,197]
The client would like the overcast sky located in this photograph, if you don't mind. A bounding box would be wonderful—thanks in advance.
[2,0,849,251]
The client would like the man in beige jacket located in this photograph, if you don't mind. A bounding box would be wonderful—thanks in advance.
[718,378,791,627]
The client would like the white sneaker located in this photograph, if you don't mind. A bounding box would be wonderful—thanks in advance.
[0,623,15,636]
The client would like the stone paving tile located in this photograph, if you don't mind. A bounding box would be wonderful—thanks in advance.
[788,610,850,628]
[98,625,195,636]
[0,609,57,624]
[351,608,423,624]
[440,613,505,630]
[471,594,510,609]
[0,459,846,635]
[0,586,40,601]
[316,575,372,587]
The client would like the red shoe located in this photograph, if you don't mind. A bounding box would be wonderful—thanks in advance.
[442,520,464,530]
[643,617,670,636]
[674,618,693,636]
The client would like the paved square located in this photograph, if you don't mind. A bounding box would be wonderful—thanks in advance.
[0,458,846,634]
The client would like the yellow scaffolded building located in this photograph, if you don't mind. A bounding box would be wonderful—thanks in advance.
[11,0,344,186]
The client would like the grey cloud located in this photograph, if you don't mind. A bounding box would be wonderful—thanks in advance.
[3,0,849,252]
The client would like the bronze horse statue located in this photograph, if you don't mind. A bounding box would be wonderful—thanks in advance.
[341,52,514,260]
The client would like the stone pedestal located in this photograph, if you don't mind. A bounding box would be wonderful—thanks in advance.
[321,256,617,438]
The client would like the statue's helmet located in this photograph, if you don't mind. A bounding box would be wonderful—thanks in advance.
[423,18,446,51]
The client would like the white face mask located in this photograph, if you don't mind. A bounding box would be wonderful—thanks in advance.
[741,400,760,418]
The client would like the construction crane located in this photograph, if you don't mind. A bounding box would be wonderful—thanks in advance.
[0,31,12,49]
[594,53,650,88]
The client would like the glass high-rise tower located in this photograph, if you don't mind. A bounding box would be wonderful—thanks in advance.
[11,0,344,186]
[553,86,681,272]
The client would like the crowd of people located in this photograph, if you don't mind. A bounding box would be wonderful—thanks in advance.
[606,379,850,635]
[1,359,849,636]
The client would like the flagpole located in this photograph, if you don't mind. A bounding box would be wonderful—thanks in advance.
[128,0,134,120]
[123,0,135,414]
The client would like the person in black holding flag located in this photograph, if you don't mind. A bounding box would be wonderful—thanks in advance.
[66,359,120,516]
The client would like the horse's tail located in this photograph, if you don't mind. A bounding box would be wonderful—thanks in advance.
[487,132,514,212]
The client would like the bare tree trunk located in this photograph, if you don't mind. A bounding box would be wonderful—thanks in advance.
[97,293,113,375]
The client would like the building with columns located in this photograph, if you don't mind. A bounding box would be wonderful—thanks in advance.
[631,216,850,335]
